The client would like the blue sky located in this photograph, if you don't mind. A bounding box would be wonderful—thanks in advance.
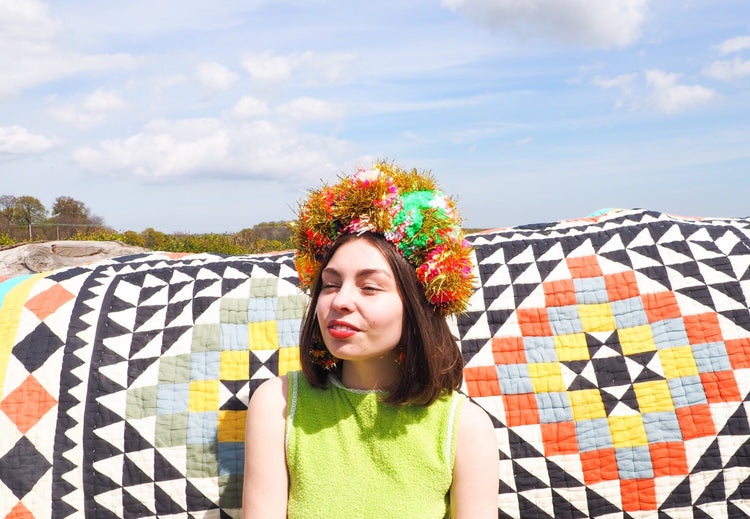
[1,0,749,233]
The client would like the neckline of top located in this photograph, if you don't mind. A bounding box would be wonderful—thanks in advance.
[328,374,386,395]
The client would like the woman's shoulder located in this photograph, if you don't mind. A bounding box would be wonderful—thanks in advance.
[248,374,290,415]
[457,399,494,431]
[454,398,496,464]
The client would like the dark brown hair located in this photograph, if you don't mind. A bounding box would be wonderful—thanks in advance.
[298,232,464,406]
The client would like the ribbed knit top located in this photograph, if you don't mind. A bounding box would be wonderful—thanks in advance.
[285,370,465,519]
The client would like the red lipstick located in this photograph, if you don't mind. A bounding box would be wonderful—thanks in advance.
[327,320,359,339]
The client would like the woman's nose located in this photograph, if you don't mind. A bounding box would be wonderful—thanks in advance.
[331,283,355,310]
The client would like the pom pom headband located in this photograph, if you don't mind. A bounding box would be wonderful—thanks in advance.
[293,162,475,316]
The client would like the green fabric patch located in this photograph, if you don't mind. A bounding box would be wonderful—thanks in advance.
[187,443,219,477]
[277,294,308,320]
[126,386,157,419]
[249,277,277,297]
[192,323,221,352]
[220,298,249,324]
[155,412,189,447]
[159,354,191,384]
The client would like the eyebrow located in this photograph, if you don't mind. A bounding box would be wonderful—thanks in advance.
[321,267,393,279]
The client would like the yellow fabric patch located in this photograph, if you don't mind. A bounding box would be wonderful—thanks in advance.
[618,325,657,355]
[529,362,566,392]
[569,389,606,421]
[220,350,249,380]
[279,346,301,376]
[218,410,247,442]
[578,303,616,333]
[189,380,220,412]
[634,380,675,413]
[248,321,279,350]
[0,274,44,401]
[554,333,589,362]
[659,346,700,379]
[608,415,649,448]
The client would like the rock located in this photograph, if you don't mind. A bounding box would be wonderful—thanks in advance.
[0,241,151,277]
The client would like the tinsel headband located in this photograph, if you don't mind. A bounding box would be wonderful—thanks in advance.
[293,162,475,316]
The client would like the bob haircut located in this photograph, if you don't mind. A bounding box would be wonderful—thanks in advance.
[298,232,464,406]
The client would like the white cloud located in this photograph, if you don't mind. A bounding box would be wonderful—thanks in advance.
[74,118,229,177]
[592,73,637,91]
[0,0,60,49]
[591,71,717,114]
[592,73,637,109]
[240,50,355,84]
[151,74,188,93]
[716,35,750,55]
[645,70,716,114]
[277,97,345,121]
[195,62,239,94]
[510,137,532,147]
[49,89,126,128]
[48,106,107,127]
[0,0,136,96]
[442,0,649,48]
[73,117,348,181]
[83,89,126,111]
[704,57,750,81]
[241,51,296,82]
[230,96,270,119]
[0,125,62,155]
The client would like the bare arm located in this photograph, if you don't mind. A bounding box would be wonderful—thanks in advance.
[450,400,499,519]
[242,376,289,519]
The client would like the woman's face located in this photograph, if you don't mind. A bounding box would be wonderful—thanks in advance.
[315,238,404,363]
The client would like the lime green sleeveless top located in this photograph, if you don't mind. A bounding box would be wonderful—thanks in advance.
[285,371,465,519]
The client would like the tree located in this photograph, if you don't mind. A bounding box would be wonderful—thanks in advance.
[13,196,47,240]
[51,196,92,223]
[142,228,169,250]
[49,196,105,239]
[0,195,16,227]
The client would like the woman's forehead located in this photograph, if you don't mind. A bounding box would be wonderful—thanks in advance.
[327,239,392,273]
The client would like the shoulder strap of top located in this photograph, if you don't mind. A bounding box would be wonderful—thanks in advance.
[445,392,466,470]
[285,371,299,452]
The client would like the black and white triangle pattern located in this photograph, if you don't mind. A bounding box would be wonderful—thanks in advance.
[78,253,298,518]
[458,210,750,518]
[4,210,750,519]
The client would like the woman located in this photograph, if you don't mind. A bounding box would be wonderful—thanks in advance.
[242,163,498,518]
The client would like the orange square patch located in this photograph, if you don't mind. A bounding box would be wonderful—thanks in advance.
[541,421,579,456]
[725,338,750,369]
[580,448,619,485]
[543,279,577,307]
[700,370,741,403]
[492,336,526,365]
[641,291,681,323]
[566,256,603,278]
[503,393,539,427]
[649,442,688,477]
[464,366,501,397]
[675,404,716,440]
[604,271,640,301]
[683,313,723,345]
[620,478,656,512]
[517,308,552,337]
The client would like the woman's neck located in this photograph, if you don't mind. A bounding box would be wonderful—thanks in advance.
[339,355,399,391]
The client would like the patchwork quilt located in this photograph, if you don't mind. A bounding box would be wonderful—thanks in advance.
[1,209,749,518]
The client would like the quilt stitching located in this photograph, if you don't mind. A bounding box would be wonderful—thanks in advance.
[1,210,749,518]
[459,212,750,516]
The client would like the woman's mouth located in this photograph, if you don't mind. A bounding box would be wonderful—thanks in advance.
[327,321,359,339]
